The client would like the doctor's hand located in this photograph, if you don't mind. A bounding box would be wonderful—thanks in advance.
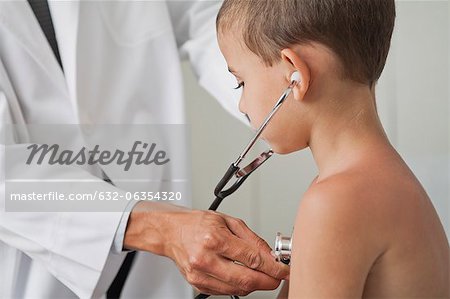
[124,201,289,296]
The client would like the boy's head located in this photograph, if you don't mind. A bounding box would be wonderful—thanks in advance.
[216,0,395,154]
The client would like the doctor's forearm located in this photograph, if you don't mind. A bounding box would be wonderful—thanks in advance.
[123,201,186,255]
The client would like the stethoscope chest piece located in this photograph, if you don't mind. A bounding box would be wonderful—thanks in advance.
[274,232,292,265]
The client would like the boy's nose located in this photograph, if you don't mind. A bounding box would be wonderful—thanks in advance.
[238,98,246,114]
[238,100,251,124]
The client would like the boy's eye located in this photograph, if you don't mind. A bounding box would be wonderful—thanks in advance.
[234,81,245,90]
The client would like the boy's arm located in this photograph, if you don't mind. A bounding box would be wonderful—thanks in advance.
[288,182,385,298]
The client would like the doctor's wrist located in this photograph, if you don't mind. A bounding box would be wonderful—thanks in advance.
[123,201,187,256]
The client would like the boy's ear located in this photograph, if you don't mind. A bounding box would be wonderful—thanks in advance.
[281,48,310,102]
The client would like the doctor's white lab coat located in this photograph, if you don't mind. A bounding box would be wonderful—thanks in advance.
[0,1,242,298]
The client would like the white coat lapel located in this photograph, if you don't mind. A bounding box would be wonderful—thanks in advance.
[0,1,68,96]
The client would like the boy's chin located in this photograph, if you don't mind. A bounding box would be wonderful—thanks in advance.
[271,144,300,155]
[270,142,308,155]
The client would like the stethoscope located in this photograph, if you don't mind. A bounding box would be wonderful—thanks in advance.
[274,232,293,265]
[195,71,300,299]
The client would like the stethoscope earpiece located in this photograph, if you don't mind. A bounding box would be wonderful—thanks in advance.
[290,71,301,84]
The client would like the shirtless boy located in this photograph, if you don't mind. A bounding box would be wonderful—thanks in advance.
[216,0,449,297]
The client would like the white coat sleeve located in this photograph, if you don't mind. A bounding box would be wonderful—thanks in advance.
[0,89,130,298]
[167,0,249,125]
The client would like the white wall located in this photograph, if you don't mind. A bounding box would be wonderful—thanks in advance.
[183,1,449,298]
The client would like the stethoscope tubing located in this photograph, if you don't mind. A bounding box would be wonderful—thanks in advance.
[195,76,300,299]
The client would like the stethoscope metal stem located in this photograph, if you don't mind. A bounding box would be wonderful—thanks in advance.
[233,80,298,167]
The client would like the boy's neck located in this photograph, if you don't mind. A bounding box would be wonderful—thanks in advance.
[307,82,393,181]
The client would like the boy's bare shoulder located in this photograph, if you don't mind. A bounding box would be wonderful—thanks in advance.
[295,169,406,253]
[300,170,390,221]
[302,159,432,231]
[288,170,395,296]
[299,167,416,227]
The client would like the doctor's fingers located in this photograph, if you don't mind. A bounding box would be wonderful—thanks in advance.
[220,234,290,281]
[199,253,281,293]
[219,213,273,253]
[187,270,253,296]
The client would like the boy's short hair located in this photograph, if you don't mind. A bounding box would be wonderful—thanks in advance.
[217,0,396,87]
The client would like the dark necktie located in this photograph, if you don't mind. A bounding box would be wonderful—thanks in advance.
[27,0,63,70]
[28,2,135,297]
[103,174,137,299]
[106,251,137,298]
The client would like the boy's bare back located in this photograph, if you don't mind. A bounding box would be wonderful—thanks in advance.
[288,146,449,298]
